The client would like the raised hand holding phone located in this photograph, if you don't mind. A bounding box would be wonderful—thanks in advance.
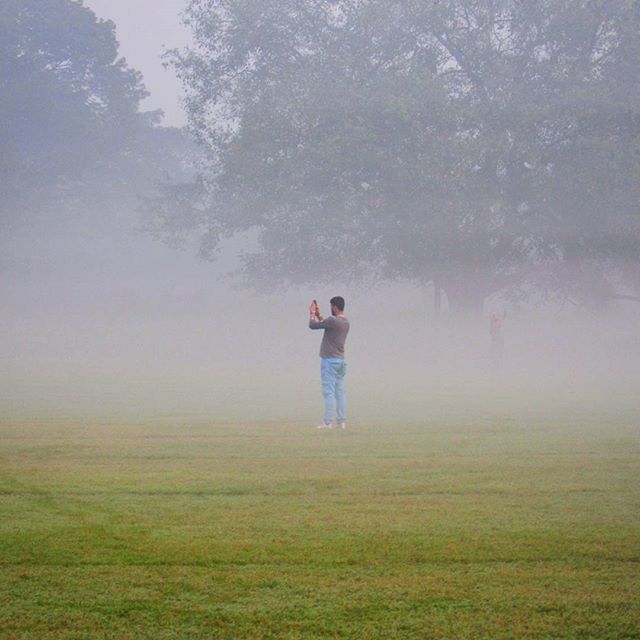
[309,299,321,321]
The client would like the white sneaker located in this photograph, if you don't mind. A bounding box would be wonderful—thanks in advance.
[316,423,332,429]
[337,422,346,429]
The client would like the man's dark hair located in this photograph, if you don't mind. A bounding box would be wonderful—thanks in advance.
[330,296,345,311]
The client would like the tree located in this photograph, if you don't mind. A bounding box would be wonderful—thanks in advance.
[0,0,153,223]
[164,0,640,313]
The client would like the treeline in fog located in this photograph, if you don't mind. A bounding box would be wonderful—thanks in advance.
[156,0,640,315]
[1,0,192,233]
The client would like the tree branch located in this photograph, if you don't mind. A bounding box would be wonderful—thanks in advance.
[432,31,490,104]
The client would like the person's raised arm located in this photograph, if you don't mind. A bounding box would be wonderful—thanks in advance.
[309,301,333,329]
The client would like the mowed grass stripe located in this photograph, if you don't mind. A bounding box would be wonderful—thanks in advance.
[0,416,639,638]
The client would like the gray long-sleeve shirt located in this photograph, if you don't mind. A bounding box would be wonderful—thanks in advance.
[309,315,350,359]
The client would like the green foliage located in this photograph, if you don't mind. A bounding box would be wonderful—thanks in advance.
[0,0,144,208]
[0,0,193,225]
[167,0,640,309]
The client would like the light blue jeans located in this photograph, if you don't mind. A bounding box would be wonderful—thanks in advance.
[321,358,347,425]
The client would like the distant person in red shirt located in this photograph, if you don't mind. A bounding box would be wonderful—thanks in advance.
[309,297,350,429]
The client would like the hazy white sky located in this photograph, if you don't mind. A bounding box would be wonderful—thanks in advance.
[84,0,191,126]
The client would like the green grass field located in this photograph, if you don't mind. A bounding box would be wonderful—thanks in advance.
[1,411,639,639]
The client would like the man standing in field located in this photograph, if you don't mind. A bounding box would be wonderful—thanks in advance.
[309,296,350,429]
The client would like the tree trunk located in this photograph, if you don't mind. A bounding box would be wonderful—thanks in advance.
[443,282,486,317]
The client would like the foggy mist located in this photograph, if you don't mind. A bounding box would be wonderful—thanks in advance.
[3,205,638,422]
[2,0,639,425]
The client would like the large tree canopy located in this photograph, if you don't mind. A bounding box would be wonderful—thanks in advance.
[167,0,640,311]
[0,0,181,224]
